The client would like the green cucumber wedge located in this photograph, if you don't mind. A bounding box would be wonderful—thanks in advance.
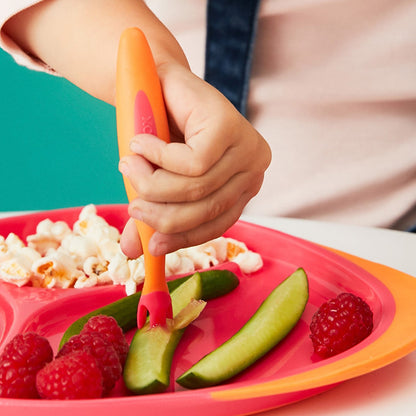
[59,269,239,348]
[123,273,205,394]
[176,268,309,389]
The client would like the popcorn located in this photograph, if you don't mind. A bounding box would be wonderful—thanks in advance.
[165,252,195,276]
[106,252,131,285]
[73,205,120,263]
[0,234,41,287]
[0,205,263,294]
[82,256,109,277]
[0,259,32,287]
[31,250,85,289]
[27,219,72,256]
[74,274,99,289]
[106,253,146,296]
[176,237,228,270]
[4,233,26,253]
[0,247,41,287]
[75,257,112,289]
[225,238,263,274]
[74,205,120,243]
[127,258,146,286]
[60,234,99,267]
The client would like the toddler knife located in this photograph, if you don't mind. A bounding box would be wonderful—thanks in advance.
[116,27,172,328]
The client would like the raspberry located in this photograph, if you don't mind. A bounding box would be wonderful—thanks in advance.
[0,332,53,398]
[57,332,122,393]
[310,292,373,358]
[36,351,103,399]
[81,315,129,365]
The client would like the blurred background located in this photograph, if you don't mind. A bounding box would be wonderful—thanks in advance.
[0,48,127,212]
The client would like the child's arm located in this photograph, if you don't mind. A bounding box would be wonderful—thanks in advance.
[3,0,189,104]
[4,0,271,256]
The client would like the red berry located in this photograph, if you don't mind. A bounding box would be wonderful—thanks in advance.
[0,332,53,398]
[36,351,103,399]
[57,332,121,393]
[310,292,373,358]
[81,315,129,365]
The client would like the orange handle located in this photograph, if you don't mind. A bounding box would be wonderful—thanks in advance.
[116,27,169,295]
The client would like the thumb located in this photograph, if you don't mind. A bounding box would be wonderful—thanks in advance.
[120,217,143,259]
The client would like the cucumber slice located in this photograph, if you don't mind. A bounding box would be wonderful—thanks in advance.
[123,273,204,394]
[59,269,239,348]
[176,268,309,389]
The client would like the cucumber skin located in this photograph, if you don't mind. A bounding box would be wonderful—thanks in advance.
[123,273,203,395]
[124,328,184,394]
[59,269,239,348]
[176,268,309,389]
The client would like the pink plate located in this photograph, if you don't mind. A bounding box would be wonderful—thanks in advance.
[1,205,416,416]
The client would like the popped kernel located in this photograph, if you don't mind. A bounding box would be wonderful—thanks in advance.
[176,237,228,270]
[5,233,25,252]
[74,274,99,289]
[105,253,146,294]
[226,238,263,274]
[31,250,85,288]
[0,205,263,294]
[165,252,195,276]
[74,205,120,243]
[0,246,41,287]
[27,219,72,256]
[60,234,99,267]
[83,256,109,277]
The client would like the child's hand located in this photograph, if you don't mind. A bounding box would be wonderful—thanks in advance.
[119,64,271,258]
[2,0,270,258]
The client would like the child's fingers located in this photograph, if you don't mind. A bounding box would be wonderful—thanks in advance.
[129,126,230,178]
[120,144,243,204]
[127,168,264,235]
[146,186,260,256]
[119,217,143,259]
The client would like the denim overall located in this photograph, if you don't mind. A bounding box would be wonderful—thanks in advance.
[204,0,261,117]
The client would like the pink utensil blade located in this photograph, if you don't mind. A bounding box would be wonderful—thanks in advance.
[134,90,172,328]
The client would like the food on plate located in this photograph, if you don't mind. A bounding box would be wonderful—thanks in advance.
[57,315,128,395]
[177,268,309,389]
[59,269,240,348]
[0,205,262,295]
[124,273,206,394]
[36,351,103,400]
[0,234,41,287]
[0,332,53,398]
[57,332,122,393]
[80,315,129,365]
[309,292,373,358]
[0,315,128,400]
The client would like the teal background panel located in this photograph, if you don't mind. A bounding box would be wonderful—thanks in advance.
[0,48,127,212]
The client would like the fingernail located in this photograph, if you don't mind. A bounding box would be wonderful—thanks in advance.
[118,160,129,177]
[130,138,143,154]
[130,206,143,222]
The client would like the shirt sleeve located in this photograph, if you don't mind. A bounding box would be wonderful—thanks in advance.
[0,0,57,75]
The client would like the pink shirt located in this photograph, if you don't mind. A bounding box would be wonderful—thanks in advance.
[2,0,416,229]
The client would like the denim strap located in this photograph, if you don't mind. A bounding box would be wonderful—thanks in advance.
[204,0,262,116]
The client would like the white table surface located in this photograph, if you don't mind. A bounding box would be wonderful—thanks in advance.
[1,211,416,415]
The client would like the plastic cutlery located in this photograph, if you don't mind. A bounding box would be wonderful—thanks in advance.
[116,27,172,328]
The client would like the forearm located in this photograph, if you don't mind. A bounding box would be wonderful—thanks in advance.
[3,0,189,105]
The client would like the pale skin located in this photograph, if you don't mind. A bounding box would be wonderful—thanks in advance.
[4,0,271,257]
